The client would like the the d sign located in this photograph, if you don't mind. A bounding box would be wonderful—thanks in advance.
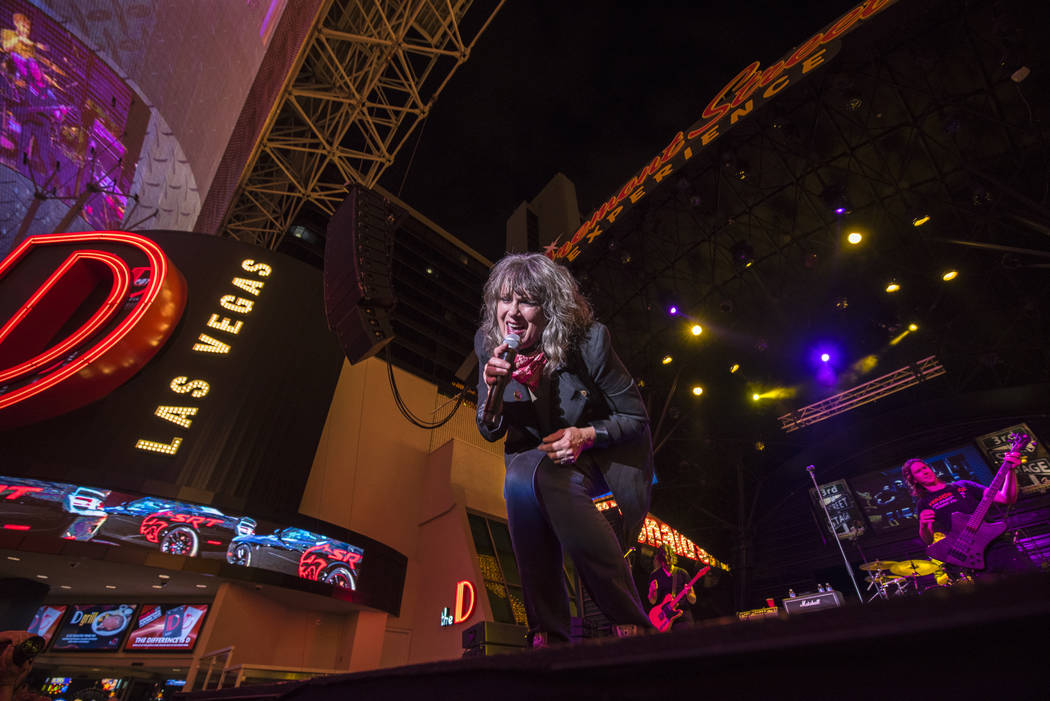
[0,231,186,428]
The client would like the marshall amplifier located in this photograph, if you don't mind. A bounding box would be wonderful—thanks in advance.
[782,590,844,614]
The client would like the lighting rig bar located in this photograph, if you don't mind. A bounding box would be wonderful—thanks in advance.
[778,356,946,432]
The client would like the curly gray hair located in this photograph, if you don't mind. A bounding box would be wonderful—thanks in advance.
[480,253,593,372]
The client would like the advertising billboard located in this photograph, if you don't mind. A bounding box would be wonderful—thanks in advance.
[26,604,66,643]
[0,473,405,615]
[50,604,137,651]
[124,604,209,652]
[0,230,343,520]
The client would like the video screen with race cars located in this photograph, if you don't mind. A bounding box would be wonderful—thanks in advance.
[0,475,367,595]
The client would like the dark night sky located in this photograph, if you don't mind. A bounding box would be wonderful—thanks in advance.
[380,0,859,262]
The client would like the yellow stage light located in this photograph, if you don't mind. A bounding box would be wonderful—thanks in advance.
[754,441,765,451]
[691,324,703,336]
[942,270,958,281]
[691,386,704,396]
[752,393,760,401]
[885,281,900,293]
[662,355,673,365]
[847,232,863,245]
[912,215,930,227]
[729,363,740,374]
[908,323,919,332]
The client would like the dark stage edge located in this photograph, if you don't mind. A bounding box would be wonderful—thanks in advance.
[181,572,1050,700]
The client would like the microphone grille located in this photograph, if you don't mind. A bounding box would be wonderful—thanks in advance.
[503,333,521,349]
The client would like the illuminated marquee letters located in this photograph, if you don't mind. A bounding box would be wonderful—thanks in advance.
[0,232,187,429]
[136,259,272,456]
[550,0,896,262]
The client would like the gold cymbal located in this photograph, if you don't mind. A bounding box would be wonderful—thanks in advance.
[890,559,940,576]
[858,559,897,571]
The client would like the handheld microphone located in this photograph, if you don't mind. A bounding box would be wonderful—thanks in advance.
[481,333,521,427]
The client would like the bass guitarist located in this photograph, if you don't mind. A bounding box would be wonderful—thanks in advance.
[901,449,1034,576]
[647,543,696,628]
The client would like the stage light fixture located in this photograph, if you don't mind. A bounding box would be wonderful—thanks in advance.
[912,214,930,227]
[691,324,703,336]
[908,323,919,332]
[847,232,862,245]
[729,363,740,374]
[942,270,958,281]
[662,355,674,365]
[755,441,765,451]
[752,393,760,401]
[885,280,900,293]
[691,386,704,396]
[668,305,678,316]
[821,185,850,214]
[820,353,830,363]
[729,241,755,269]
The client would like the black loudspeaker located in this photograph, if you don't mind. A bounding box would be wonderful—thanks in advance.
[324,186,399,363]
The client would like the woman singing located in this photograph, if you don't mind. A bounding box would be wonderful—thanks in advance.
[475,253,654,646]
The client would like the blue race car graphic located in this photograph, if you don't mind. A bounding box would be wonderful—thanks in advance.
[227,527,364,590]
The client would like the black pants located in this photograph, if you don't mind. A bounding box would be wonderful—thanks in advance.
[504,448,652,641]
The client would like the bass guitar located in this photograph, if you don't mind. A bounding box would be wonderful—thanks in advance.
[648,565,710,632]
[926,432,1029,569]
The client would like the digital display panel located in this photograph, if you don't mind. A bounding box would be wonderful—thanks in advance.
[42,678,71,695]
[850,445,992,533]
[50,604,137,651]
[26,604,66,643]
[808,479,865,540]
[0,0,146,230]
[0,473,405,615]
[975,423,1050,496]
[124,604,209,651]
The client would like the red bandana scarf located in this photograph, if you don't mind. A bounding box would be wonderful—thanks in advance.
[512,351,547,390]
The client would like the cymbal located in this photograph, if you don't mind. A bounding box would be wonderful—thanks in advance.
[890,559,940,576]
[859,559,897,571]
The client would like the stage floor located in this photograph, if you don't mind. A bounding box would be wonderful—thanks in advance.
[181,571,1050,701]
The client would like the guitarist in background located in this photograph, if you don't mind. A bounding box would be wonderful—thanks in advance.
[647,544,696,628]
[902,451,1035,576]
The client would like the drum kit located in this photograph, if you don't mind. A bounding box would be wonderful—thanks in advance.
[858,558,969,600]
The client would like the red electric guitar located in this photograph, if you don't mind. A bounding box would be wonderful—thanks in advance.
[926,432,1030,569]
[648,565,710,632]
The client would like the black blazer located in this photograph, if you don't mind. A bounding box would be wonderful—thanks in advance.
[475,322,654,538]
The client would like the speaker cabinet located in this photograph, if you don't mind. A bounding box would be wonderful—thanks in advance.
[324,185,399,363]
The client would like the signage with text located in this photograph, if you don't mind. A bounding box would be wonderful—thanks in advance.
[548,0,896,263]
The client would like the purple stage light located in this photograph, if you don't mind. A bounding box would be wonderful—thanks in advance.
[820,353,830,363]
[834,207,846,215]
[668,306,678,316]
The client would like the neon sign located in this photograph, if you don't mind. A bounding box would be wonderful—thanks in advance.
[595,497,730,571]
[441,580,476,627]
[0,231,186,428]
[548,0,896,262]
[135,258,272,456]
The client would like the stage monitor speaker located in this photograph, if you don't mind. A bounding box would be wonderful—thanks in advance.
[324,185,400,363]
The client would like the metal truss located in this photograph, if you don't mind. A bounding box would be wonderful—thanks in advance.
[221,0,504,250]
[777,356,946,432]
[577,0,1050,398]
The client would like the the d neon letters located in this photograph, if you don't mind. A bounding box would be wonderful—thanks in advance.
[0,231,187,428]
[453,580,475,624]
